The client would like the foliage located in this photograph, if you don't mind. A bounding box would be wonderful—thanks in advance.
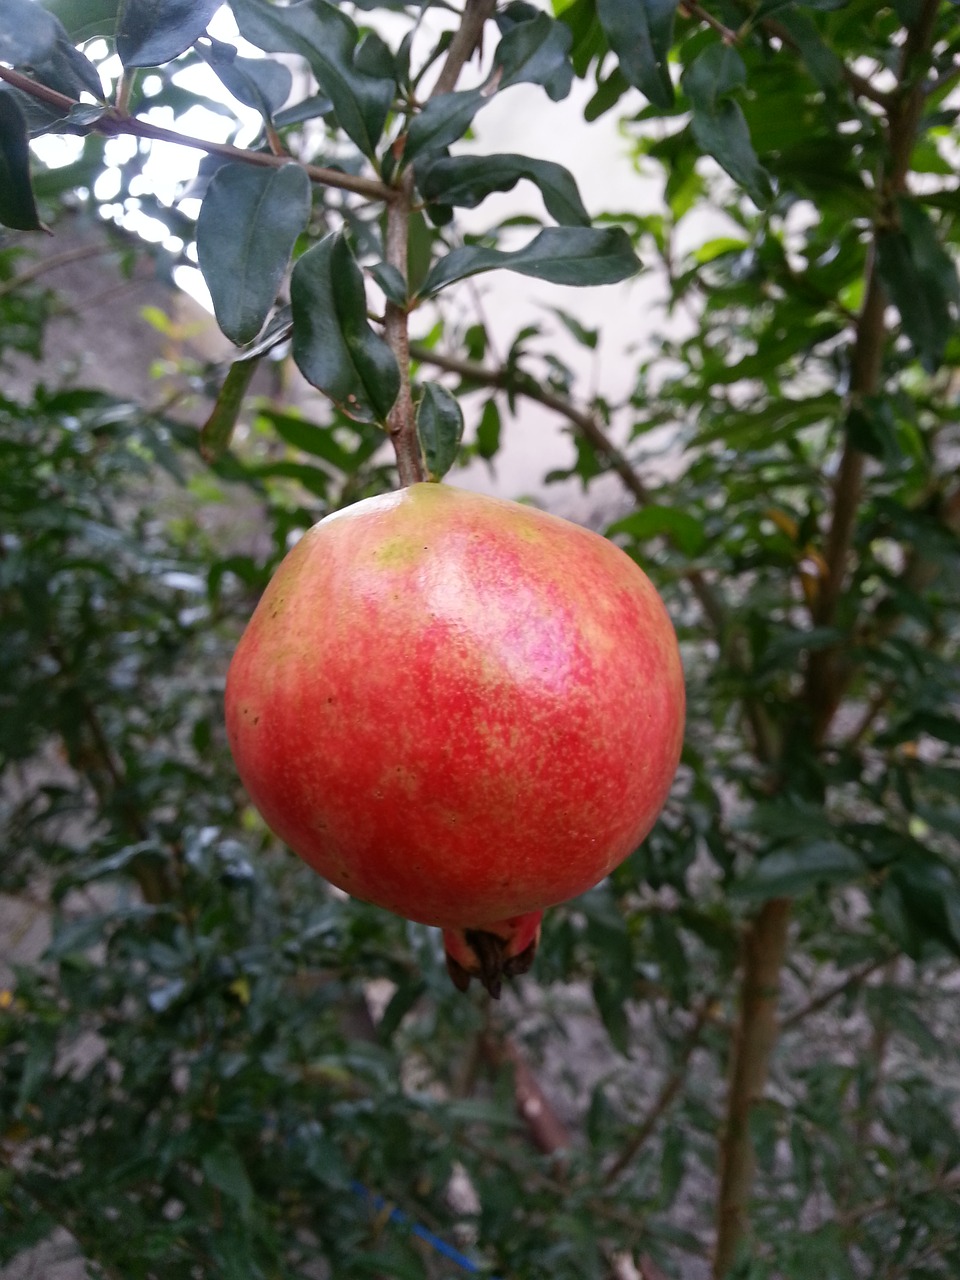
[2,1,960,1279]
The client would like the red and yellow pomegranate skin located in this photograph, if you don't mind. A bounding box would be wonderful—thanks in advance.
[225,483,685,978]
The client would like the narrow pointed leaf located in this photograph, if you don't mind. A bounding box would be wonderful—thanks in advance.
[416,153,590,227]
[691,101,772,206]
[0,91,42,230]
[197,162,311,347]
[417,383,464,481]
[597,0,676,109]
[877,198,960,372]
[290,233,400,423]
[419,226,640,298]
[405,13,573,159]
[231,0,394,159]
[195,38,293,119]
[733,842,864,899]
[116,0,222,67]
[199,357,261,462]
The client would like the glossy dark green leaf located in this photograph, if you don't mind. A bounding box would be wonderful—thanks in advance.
[495,10,573,100]
[416,383,463,480]
[0,91,42,230]
[199,357,261,462]
[877,198,960,372]
[231,0,394,159]
[415,153,590,227]
[733,842,864,899]
[419,226,640,297]
[197,162,311,346]
[290,233,400,423]
[596,0,675,109]
[116,0,221,66]
[367,261,408,306]
[0,0,103,98]
[405,12,573,159]
[195,37,293,118]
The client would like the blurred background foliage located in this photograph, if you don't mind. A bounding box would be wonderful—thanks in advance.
[2,1,960,1279]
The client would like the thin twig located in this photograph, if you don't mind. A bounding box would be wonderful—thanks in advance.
[379,0,496,483]
[0,64,394,204]
[0,242,119,298]
[780,955,894,1032]
[603,1001,713,1186]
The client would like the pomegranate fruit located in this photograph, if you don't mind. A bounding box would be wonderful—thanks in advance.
[225,483,685,995]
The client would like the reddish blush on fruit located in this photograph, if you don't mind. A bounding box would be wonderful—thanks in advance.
[225,483,685,995]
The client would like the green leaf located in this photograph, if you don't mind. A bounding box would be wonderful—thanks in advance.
[416,383,463,481]
[195,37,293,119]
[683,44,747,113]
[0,0,103,98]
[231,0,395,159]
[691,100,773,207]
[0,92,42,230]
[889,858,960,958]
[405,13,573,159]
[367,260,408,306]
[199,357,261,462]
[683,46,772,206]
[202,1144,254,1220]
[733,842,864,899]
[476,397,501,459]
[876,198,960,372]
[596,0,676,109]
[290,232,400,423]
[419,226,640,297]
[495,9,574,101]
[415,153,590,227]
[116,0,222,67]
[608,505,706,556]
[197,162,311,346]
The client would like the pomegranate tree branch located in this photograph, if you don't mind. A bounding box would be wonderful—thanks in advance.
[803,0,941,745]
[431,0,498,97]
[713,897,792,1278]
[603,1000,712,1186]
[482,1032,573,1158]
[382,184,425,485]
[0,64,394,203]
[381,0,495,484]
[714,15,942,1272]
